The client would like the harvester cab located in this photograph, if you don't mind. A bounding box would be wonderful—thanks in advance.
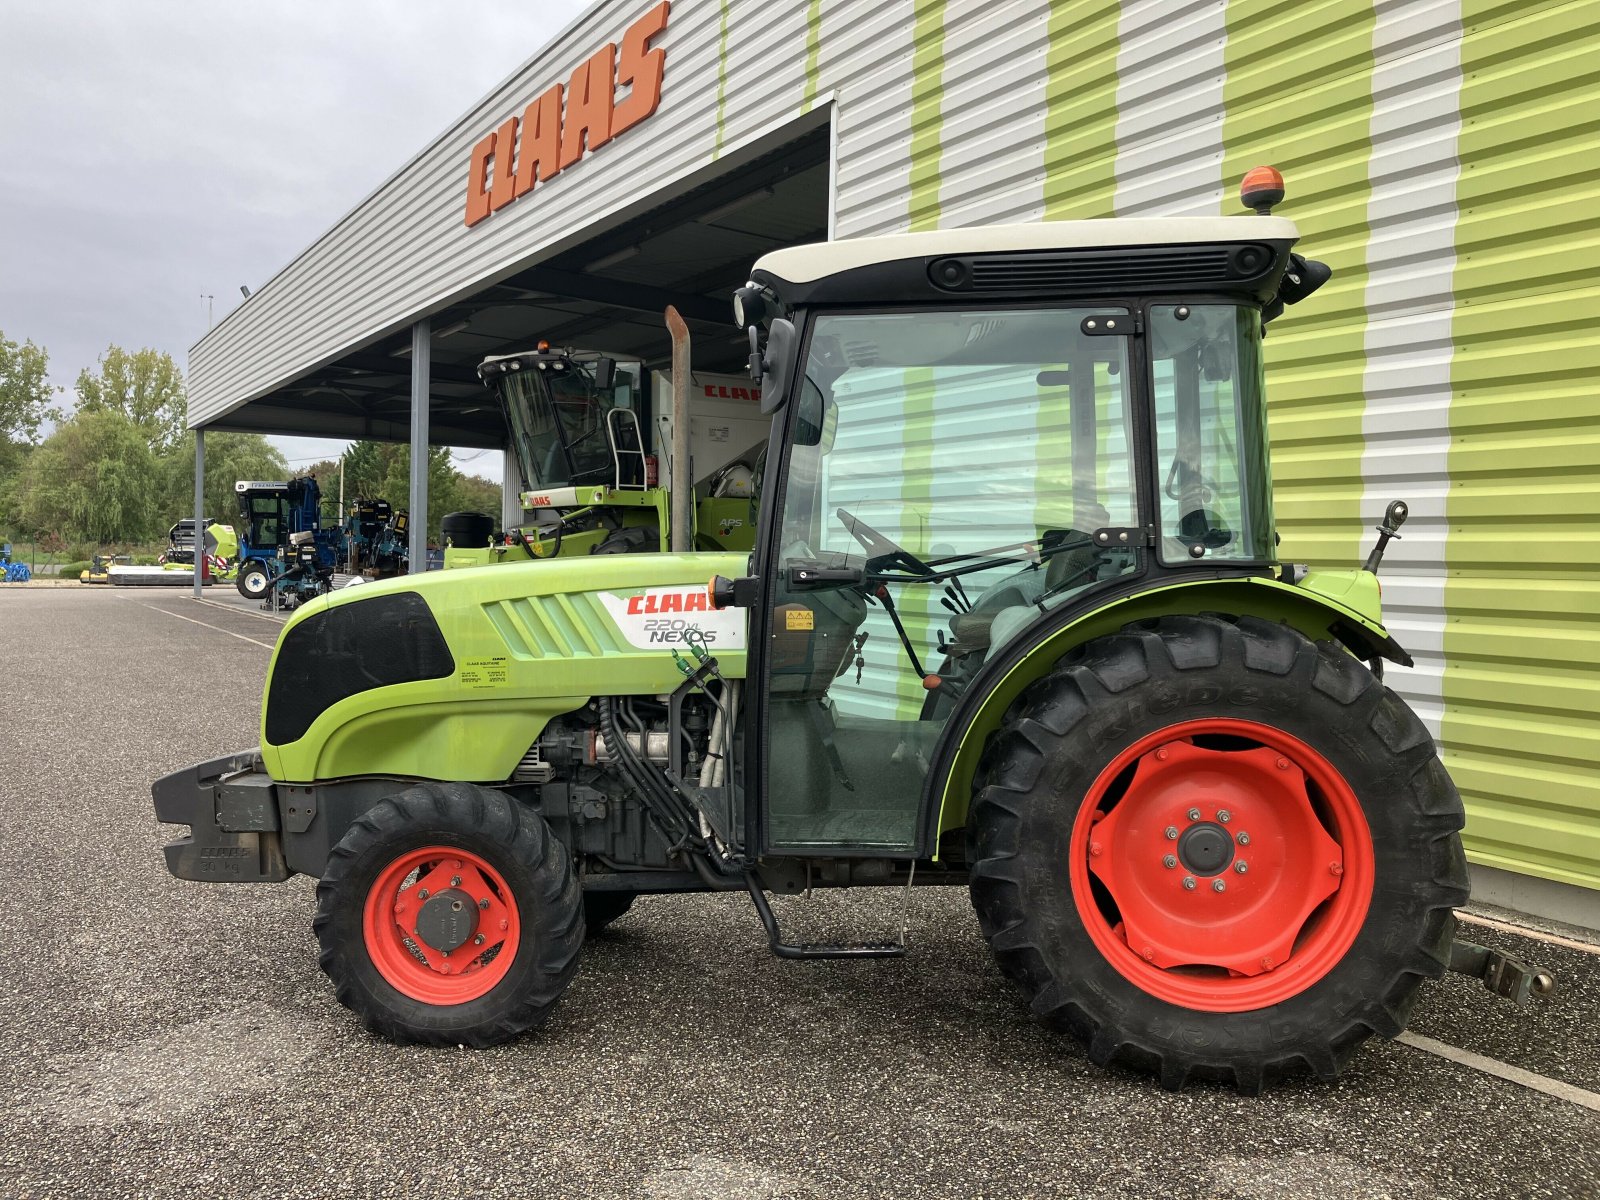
[154,168,1552,1092]
[455,344,761,567]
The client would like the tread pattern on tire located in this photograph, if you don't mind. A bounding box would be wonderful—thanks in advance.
[967,614,1469,1092]
[312,781,583,1047]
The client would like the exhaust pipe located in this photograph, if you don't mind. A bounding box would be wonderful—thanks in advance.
[665,305,692,553]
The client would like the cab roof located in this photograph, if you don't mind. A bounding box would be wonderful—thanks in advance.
[750,217,1299,285]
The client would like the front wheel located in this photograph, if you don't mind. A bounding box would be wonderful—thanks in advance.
[237,562,271,600]
[968,614,1467,1092]
[313,782,583,1045]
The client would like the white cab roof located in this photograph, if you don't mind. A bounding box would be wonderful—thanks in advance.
[751,217,1299,284]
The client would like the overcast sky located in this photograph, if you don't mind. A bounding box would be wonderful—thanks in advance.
[0,0,592,479]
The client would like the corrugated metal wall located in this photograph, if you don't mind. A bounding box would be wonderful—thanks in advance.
[1443,0,1600,889]
[191,0,1599,891]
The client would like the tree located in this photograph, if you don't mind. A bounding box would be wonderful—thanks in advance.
[75,346,188,453]
[0,331,60,445]
[15,409,161,544]
[161,431,290,527]
[454,473,503,519]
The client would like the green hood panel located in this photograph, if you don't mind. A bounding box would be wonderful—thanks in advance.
[261,552,748,783]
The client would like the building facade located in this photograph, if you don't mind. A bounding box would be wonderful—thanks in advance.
[187,0,1600,915]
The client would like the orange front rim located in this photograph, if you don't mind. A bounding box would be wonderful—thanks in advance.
[362,845,521,1005]
[1070,718,1374,1012]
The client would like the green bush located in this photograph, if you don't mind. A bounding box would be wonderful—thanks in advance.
[56,560,93,577]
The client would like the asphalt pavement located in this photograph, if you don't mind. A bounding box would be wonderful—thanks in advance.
[1,587,1596,1199]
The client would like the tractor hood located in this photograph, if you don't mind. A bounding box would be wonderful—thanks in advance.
[259,552,749,784]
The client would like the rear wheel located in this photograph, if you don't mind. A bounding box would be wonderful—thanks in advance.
[237,562,271,600]
[313,782,583,1046]
[967,614,1467,1091]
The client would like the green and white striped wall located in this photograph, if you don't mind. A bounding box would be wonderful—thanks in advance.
[786,0,1600,896]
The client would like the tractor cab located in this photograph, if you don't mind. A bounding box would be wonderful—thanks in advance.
[728,216,1312,851]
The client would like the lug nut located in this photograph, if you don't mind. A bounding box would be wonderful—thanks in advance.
[1217,809,1231,824]
[418,889,429,900]
[1236,832,1250,847]
[1164,826,1179,841]
[1212,879,1226,893]
[1235,861,1248,874]
[1275,757,1290,770]
[474,935,485,946]
[1260,956,1275,970]
[1162,854,1177,869]
[1182,876,1197,891]
[1141,946,1155,961]
[451,875,462,887]
[1186,808,1202,822]
[478,898,490,910]
[1330,862,1344,876]
[1090,841,1103,857]
[1156,748,1169,762]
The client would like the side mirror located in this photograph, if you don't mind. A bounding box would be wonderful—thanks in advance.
[593,356,617,391]
[1279,254,1332,305]
[758,318,797,413]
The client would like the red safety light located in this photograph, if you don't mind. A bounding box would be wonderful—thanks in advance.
[1240,165,1285,215]
[536,340,550,351]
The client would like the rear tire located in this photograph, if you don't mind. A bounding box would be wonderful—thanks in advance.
[313,782,583,1046]
[967,614,1467,1092]
[237,562,271,600]
[582,891,636,935]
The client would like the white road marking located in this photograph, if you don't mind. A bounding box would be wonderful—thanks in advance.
[1397,1032,1600,1115]
[128,599,276,650]
[1458,910,1600,957]
[190,595,288,626]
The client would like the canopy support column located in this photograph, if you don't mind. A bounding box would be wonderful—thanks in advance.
[193,428,205,598]
[409,318,430,573]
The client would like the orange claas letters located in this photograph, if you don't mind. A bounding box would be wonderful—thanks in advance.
[464,1,670,228]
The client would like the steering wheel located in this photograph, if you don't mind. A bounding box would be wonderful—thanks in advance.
[835,507,934,576]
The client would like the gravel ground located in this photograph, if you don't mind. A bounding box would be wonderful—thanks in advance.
[1,588,1596,1200]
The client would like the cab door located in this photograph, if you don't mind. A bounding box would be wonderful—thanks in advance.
[751,306,1140,854]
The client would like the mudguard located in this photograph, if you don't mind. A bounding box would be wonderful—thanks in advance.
[923,571,1410,852]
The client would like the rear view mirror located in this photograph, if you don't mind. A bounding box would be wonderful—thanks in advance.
[758,318,797,413]
[593,357,617,391]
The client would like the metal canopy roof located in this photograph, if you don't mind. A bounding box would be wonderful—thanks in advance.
[205,127,830,449]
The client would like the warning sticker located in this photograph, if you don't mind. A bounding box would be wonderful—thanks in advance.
[596,587,748,652]
[784,608,814,631]
[459,656,510,688]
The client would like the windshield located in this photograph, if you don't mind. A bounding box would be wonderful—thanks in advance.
[1149,304,1273,561]
[502,361,640,491]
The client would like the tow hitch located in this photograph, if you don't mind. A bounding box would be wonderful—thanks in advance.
[1448,937,1557,1006]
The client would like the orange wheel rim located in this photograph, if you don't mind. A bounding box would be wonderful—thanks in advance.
[1070,718,1374,1012]
[362,845,520,1005]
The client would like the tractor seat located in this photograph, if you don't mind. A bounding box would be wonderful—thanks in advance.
[947,535,1103,654]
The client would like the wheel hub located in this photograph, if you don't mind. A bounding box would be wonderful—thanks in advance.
[1176,821,1234,876]
[364,847,520,1000]
[414,887,478,953]
[1085,731,1351,979]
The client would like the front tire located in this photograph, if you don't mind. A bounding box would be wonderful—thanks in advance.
[313,782,583,1046]
[237,562,271,600]
[967,614,1467,1092]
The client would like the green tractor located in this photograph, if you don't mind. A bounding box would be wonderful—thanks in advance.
[440,342,760,569]
[154,171,1550,1090]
